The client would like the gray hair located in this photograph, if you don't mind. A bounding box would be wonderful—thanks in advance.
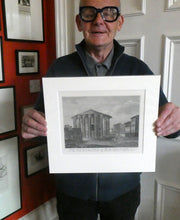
[79,0,121,7]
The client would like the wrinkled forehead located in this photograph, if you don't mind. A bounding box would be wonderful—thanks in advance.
[79,0,120,8]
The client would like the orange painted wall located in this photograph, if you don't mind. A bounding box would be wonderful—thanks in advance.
[0,0,56,219]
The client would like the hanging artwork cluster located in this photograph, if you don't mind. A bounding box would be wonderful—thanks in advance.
[0,0,46,219]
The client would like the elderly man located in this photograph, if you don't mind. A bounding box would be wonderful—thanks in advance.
[22,0,180,219]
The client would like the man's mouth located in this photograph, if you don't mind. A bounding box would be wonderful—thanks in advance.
[92,31,106,34]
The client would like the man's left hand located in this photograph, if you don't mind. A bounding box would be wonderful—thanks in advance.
[155,102,180,136]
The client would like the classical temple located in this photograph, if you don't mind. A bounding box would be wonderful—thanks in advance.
[72,109,112,140]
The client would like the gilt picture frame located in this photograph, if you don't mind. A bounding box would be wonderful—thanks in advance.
[43,76,160,173]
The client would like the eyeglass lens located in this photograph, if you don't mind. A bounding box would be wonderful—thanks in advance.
[80,7,120,22]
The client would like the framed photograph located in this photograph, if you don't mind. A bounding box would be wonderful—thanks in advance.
[0,136,21,219]
[25,144,48,176]
[0,37,5,83]
[0,86,16,135]
[43,75,161,173]
[2,0,44,42]
[16,50,39,75]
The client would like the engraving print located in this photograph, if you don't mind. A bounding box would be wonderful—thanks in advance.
[63,96,140,149]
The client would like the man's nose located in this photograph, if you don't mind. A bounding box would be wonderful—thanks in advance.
[93,12,104,24]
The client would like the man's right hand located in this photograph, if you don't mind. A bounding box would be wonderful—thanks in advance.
[21,109,47,139]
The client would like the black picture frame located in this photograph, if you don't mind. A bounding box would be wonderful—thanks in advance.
[25,143,49,177]
[16,50,39,75]
[0,37,5,83]
[0,136,22,219]
[2,0,44,42]
[0,86,17,135]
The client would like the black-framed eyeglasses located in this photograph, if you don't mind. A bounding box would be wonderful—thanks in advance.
[79,6,120,23]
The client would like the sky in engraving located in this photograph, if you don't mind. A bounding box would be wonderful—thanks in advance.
[62,96,140,128]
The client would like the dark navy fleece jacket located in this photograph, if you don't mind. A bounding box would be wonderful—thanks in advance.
[35,40,179,201]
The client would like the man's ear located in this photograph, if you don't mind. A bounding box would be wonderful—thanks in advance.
[76,15,83,32]
[117,15,124,31]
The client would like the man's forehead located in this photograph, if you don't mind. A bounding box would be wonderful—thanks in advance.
[79,0,120,7]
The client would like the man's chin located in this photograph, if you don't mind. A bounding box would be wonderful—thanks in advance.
[86,41,113,51]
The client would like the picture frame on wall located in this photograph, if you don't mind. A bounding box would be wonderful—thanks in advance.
[43,75,161,174]
[2,0,44,42]
[0,136,21,219]
[0,86,16,135]
[25,143,48,177]
[0,37,5,83]
[16,50,39,75]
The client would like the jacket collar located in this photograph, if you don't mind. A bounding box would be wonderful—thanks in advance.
[75,39,125,76]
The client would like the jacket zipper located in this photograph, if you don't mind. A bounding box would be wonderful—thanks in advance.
[96,173,99,201]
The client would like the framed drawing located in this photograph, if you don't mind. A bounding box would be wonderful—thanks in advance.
[0,136,21,219]
[0,86,16,135]
[43,75,160,173]
[0,37,5,82]
[25,144,48,176]
[2,0,44,42]
[16,50,39,75]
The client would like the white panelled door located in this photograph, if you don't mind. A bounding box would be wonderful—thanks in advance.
[55,0,180,219]
[118,1,180,219]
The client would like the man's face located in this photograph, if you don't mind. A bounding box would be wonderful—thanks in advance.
[76,0,124,51]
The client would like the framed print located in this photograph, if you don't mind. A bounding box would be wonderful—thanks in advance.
[43,75,161,173]
[0,86,16,135]
[25,144,48,176]
[0,37,5,82]
[16,50,39,75]
[0,136,21,219]
[2,0,44,42]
